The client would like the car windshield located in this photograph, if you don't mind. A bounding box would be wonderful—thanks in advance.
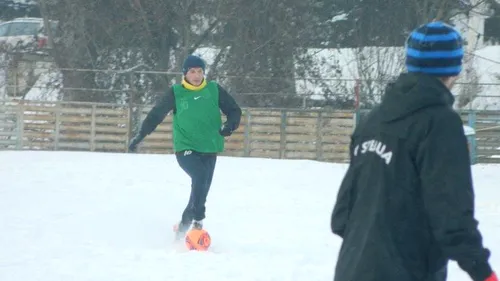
[8,22,40,36]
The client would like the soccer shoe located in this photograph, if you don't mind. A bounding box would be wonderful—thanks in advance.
[192,220,203,230]
[173,221,191,240]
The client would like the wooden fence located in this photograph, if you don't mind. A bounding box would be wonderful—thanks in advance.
[355,109,500,164]
[460,111,500,164]
[2,100,500,163]
[0,100,354,162]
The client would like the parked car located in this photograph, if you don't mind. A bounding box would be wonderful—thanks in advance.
[0,17,57,52]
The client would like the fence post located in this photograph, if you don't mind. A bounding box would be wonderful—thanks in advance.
[126,104,133,153]
[468,110,477,164]
[16,101,24,150]
[353,111,358,130]
[243,109,251,157]
[137,105,144,153]
[354,79,360,127]
[279,110,287,159]
[54,102,61,150]
[90,104,96,151]
[316,111,323,161]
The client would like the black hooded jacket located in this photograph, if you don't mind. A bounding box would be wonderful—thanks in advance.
[330,73,493,281]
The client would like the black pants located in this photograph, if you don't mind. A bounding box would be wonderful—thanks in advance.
[175,150,217,224]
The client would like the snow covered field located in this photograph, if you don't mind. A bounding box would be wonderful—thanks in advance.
[0,151,498,281]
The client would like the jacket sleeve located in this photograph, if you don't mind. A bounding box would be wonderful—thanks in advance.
[331,137,357,238]
[137,87,175,138]
[416,109,493,281]
[218,84,242,131]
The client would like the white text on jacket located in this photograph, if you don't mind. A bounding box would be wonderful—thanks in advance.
[354,139,392,165]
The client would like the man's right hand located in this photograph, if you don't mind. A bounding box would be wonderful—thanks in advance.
[486,272,498,281]
[128,135,143,152]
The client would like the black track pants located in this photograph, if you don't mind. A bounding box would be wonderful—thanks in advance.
[175,150,217,223]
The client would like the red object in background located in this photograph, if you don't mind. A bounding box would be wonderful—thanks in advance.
[37,37,47,48]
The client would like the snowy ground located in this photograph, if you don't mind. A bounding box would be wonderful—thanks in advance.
[0,151,498,281]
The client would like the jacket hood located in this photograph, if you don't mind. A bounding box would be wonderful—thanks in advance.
[380,73,455,122]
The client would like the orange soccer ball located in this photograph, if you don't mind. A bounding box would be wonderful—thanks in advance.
[185,228,211,251]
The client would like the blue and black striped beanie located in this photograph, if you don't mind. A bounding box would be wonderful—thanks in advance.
[405,21,464,77]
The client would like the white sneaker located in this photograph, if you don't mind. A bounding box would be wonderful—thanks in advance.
[192,220,203,229]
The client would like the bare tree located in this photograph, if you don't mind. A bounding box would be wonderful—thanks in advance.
[40,0,223,103]
[412,0,490,22]
[353,47,405,107]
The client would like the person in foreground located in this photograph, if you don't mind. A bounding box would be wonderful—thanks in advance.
[128,55,242,239]
[330,21,497,281]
